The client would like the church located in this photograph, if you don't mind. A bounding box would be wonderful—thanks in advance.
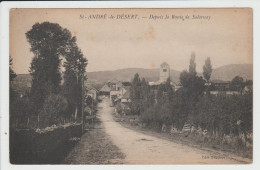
[148,62,182,91]
[149,62,171,86]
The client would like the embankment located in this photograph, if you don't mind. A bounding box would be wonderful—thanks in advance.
[10,123,82,164]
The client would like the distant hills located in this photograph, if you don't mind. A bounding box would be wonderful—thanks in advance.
[14,64,253,88]
[210,64,253,81]
[86,68,181,84]
[87,64,253,84]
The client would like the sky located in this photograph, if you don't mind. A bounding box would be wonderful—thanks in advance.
[10,8,253,74]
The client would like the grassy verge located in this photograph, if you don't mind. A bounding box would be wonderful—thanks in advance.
[63,118,125,164]
[113,113,252,160]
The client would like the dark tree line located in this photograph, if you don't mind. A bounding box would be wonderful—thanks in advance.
[10,22,88,129]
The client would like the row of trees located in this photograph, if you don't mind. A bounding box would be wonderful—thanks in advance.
[10,22,88,129]
[129,53,252,137]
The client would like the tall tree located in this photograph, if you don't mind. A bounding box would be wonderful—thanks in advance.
[130,73,142,115]
[26,22,73,112]
[203,57,213,94]
[203,57,213,82]
[130,73,141,100]
[63,38,88,119]
[9,56,17,82]
[189,52,197,76]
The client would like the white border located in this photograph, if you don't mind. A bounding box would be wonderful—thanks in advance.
[1,1,260,170]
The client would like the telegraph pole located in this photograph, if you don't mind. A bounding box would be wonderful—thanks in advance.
[81,75,84,135]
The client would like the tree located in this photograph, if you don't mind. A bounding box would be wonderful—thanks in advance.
[130,73,143,115]
[10,56,17,101]
[203,57,213,94]
[26,22,74,112]
[189,52,197,76]
[157,78,174,104]
[9,56,17,82]
[63,38,88,119]
[179,55,205,125]
[40,94,68,128]
[203,57,212,82]
[130,73,141,100]
[230,76,245,92]
[10,56,19,129]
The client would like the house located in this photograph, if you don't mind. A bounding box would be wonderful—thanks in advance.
[99,84,111,96]
[172,82,182,92]
[110,90,120,106]
[121,88,131,103]
[204,80,246,95]
[210,80,231,91]
[109,81,132,105]
[85,84,98,101]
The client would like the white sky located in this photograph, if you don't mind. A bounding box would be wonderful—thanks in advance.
[10,8,253,74]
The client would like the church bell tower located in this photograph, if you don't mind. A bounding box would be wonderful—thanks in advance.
[160,62,170,83]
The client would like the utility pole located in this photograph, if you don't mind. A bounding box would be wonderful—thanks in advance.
[92,97,94,124]
[81,75,84,135]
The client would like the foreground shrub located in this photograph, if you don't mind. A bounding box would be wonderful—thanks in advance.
[40,94,68,128]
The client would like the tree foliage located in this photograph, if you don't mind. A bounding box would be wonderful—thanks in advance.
[179,70,205,101]
[9,56,17,82]
[230,76,245,92]
[128,54,252,139]
[189,52,197,76]
[203,57,212,82]
[40,94,68,127]
[26,22,74,112]
[63,37,88,119]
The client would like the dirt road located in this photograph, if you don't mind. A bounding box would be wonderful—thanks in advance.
[99,98,250,164]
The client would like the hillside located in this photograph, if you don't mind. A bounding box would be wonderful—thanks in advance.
[13,64,253,90]
[87,64,253,83]
[211,64,253,81]
[86,68,181,84]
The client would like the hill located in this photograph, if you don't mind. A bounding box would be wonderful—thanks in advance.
[211,64,253,81]
[87,64,253,84]
[13,64,253,90]
[86,68,181,84]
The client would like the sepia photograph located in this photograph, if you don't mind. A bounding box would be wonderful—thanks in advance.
[8,8,253,165]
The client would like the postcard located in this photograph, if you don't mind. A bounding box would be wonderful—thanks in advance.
[6,7,254,166]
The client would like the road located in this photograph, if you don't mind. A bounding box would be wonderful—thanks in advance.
[64,98,251,164]
[98,98,250,164]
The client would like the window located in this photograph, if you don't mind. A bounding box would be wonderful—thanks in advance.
[163,69,167,72]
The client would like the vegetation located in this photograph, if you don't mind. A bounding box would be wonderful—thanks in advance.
[63,37,88,119]
[129,53,252,154]
[10,22,88,129]
[203,57,213,82]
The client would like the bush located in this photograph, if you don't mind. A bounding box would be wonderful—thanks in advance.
[40,94,68,128]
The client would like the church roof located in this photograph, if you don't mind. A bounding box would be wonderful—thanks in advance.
[160,62,169,67]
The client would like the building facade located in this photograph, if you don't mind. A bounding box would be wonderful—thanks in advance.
[160,62,170,83]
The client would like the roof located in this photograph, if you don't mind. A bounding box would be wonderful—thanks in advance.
[172,82,182,86]
[122,82,131,87]
[122,89,131,99]
[211,80,231,84]
[160,62,169,67]
[85,84,98,92]
[100,84,111,92]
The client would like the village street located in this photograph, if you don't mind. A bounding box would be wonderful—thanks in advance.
[64,97,251,164]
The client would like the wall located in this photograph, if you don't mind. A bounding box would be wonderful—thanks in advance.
[10,124,82,164]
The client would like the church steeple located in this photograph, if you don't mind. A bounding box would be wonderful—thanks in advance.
[160,62,170,82]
